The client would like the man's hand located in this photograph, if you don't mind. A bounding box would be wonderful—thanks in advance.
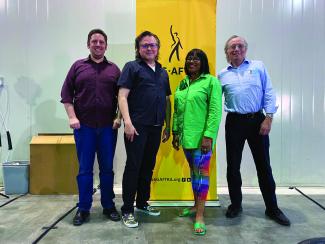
[201,136,212,154]
[162,127,170,142]
[172,134,180,150]
[112,118,121,129]
[259,117,272,135]
[69,117,80,129]
[64,103,80,129]
[124,122,139,142]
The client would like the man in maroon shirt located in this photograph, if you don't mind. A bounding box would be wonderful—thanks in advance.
[61,29,121,226]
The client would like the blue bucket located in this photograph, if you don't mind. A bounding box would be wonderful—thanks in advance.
[2,161,29,194]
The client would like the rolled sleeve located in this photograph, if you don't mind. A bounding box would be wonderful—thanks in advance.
[172,86,180,134]
[203,77,222,139]
[60,63,76,104]
[261,63,277,114]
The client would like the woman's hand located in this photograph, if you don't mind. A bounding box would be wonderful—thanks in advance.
[162,127,170,142]
[201,136,212,154]
[172,134,180,150]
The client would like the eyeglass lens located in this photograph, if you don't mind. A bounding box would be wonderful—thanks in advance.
[140,43,158,49]
[186,56,200,62]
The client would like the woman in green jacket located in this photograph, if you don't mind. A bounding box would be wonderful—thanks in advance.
[172,49,222,235]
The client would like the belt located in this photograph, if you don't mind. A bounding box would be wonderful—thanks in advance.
[228,111,262,119]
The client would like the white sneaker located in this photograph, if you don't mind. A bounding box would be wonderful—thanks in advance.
[136,205,160,216]
[122,213,139,228]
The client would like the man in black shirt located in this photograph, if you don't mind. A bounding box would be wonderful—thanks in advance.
[118,31,171,228]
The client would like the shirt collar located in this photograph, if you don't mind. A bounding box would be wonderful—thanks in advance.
[83,55,111,64]
[136,58,162,68]
[227,59,250,70]
[185,73,209,83]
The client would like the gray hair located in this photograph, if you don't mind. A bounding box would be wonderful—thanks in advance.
[224,35,248,63]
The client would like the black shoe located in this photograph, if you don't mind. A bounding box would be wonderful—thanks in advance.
[136,204,160,216]
[73,210,90,226]
[103,207,121,222]
[225,204,242,218]
[265,208,291,226]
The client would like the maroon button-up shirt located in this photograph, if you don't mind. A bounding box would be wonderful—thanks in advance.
[60,56,120,128]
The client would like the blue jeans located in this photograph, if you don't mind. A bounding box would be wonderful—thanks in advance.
[74,124,117,211]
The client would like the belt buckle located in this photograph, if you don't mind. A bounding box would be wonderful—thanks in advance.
[246,113,255,119]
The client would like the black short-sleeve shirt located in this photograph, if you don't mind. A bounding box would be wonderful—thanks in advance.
[118,59,171,126]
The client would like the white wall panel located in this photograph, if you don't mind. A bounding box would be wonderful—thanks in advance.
[0,0,135,184]
[217,0,325,186]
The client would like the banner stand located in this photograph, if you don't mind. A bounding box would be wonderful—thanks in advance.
[137,0,218,205]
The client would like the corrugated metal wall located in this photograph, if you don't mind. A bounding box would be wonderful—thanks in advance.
[216,0,325,186]
[0,0,324,186]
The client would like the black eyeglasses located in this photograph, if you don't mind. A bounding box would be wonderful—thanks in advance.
[140,43,158,49]
[186,56,200,63]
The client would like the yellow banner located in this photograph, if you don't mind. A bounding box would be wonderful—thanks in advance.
[136,0,217,201]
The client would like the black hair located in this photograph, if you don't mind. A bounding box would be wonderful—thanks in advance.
[135,31,160,60]
[87,29,107,46]
[184,49,210,75]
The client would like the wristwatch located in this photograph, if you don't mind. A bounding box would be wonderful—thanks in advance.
[266,113,273,119]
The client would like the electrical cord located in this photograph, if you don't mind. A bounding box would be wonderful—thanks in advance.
[0,82,12,191]
[32,187,98,244]
[0,111,12,150]
[289,186,325,211]
[0,83,12,152]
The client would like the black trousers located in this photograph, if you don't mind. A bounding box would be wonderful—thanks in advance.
[121,124,162,214]
[225,112,278,210]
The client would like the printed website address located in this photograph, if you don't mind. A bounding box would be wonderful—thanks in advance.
[151,177,191,182]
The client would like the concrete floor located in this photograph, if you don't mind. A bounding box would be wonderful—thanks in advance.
[1,188,325,244]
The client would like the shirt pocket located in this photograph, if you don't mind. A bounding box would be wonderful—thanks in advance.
[244,69,261,88]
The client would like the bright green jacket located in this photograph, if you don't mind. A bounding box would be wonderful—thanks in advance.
[172,73,222,149]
